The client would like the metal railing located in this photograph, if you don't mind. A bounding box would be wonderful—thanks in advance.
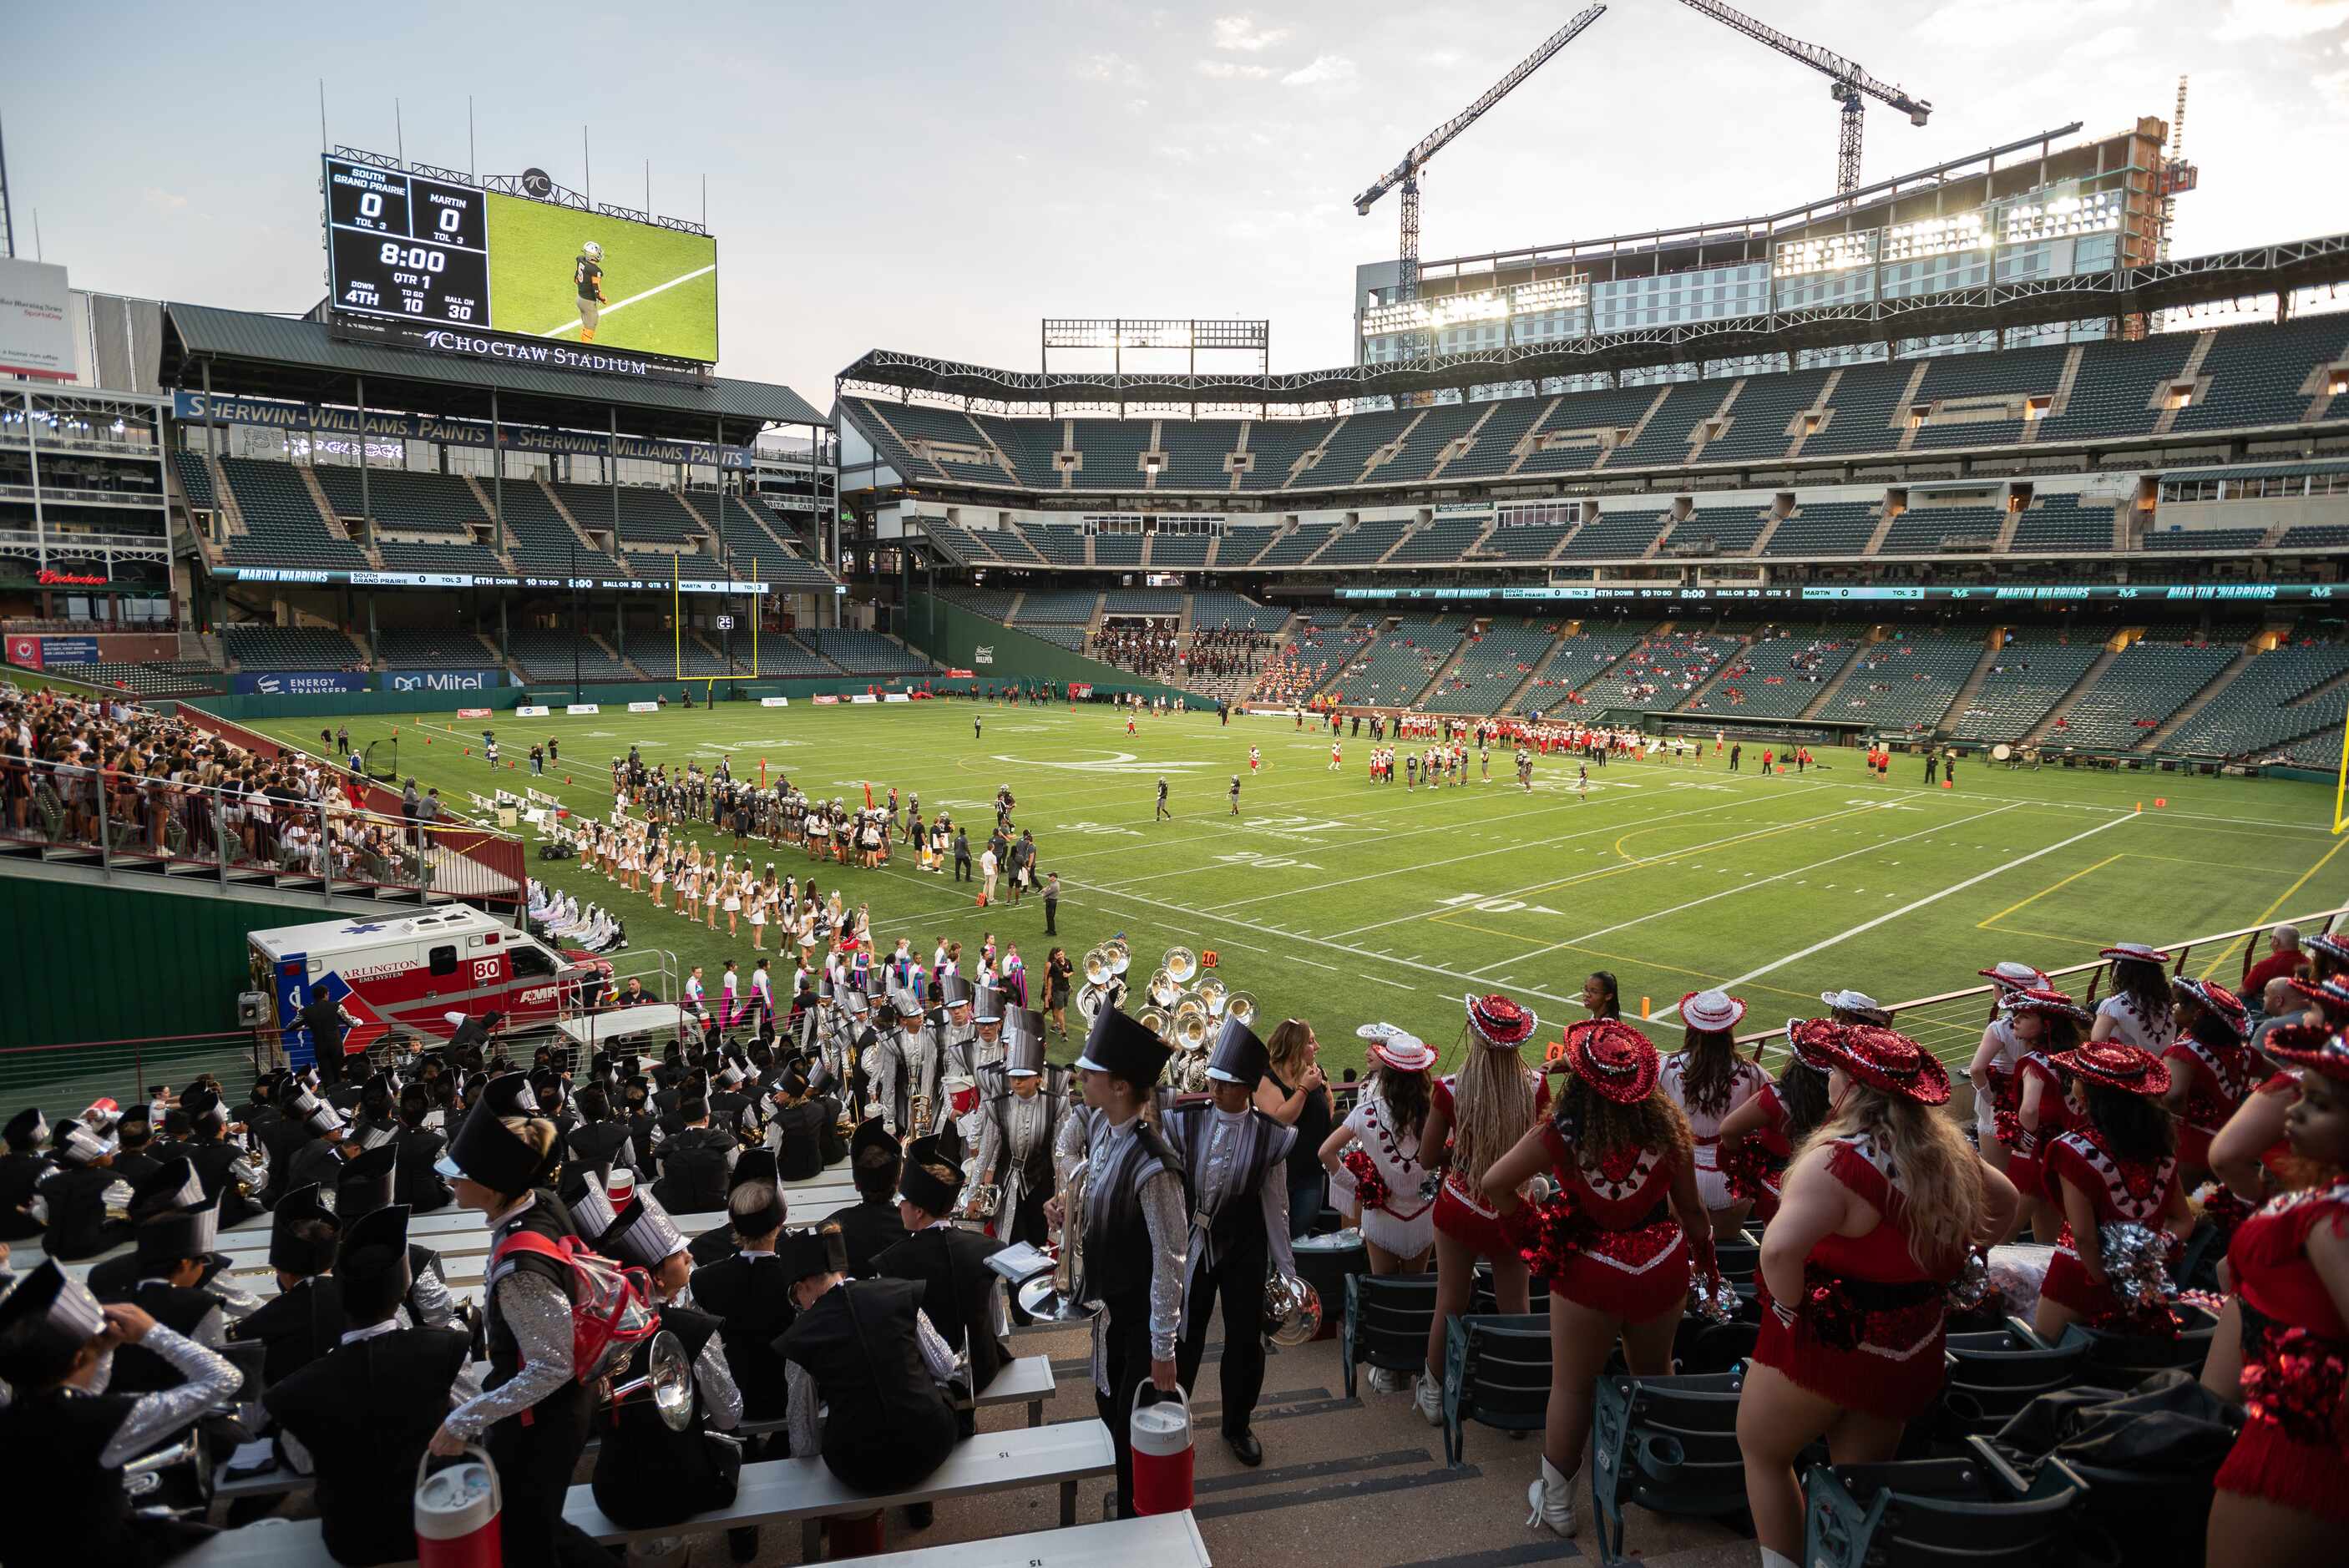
[0,1033,271,1121]
[1733,903,2349,1074]
[0,750,514,909]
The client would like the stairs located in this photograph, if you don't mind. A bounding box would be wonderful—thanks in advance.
[2023,346,2087,443]
[1354,412,1429,486]
[1405,635,1481,709]
[1495,631,1569,716]
[1681,630,1763,711]
[2022,635,2130,746]
[1292,417,1349,488]
[1890,362,1933,453]
[1798,627,1888,721]
[590,632,644,680]
[1426,402,1499,483]
[1783,369,1844,463]
[2140,639,2260,751]
[1747,508,1788,557]
[1502,398,1563,478]
[1936,630,2009,735]
[536,478,610,556]
[1685,380,1742,465]
[2152,332,2217,436]
[1597,386,1677,472]
[1994,507,2025,554]
[1860,507,1901,559]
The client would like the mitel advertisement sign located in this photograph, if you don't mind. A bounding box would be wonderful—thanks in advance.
[382,669,509,693]
[235,670,372,695]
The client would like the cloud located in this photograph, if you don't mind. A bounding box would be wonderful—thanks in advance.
[2212,0,2349,39]
[1074,53,1142,84]
[2319,64,2349,109]
[1282,54,1357,88]
[1914,0,2129,47]
[142,188,190,213]
[1212,16,1292,52]
[1197,59,1273,79]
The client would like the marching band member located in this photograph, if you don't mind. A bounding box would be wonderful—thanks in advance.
[393,1081,454,1213]
[0,1261,240,1566]
[91,1160,242,1398]
[2204,1024,2349,1565]
[1486,1019,1713,1539]
[867,980,948,1140]
[875,1124,1011,1439]
[262,1203,477,1567]
[1053,1005,1184,1519]
[1660,989,1769,1237]
[1735,1019,2017,1568]
[227,1181,341,1387]
[426,1086,607,1568]
[1166,1016,1297,1467]
[36,1117,134,1262]
[972,1006,1066,1250]
[2031,1040,2192,1341]
[689,1151,796,1565]
[0,1106,47,1243]
[1415,994,1546,1426]
[823,1117,911,1276]
[654,1088,737,1215]
[1321,1025,1438,1288]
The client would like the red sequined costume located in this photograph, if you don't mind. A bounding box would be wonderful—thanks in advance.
[1430,1073,1548,1259]
[1536,1114,1693,1322]
[2037,1128,2181,1322]
[2162,1034,2257,1171]
[1753,1134,1953,1422]
[1719,1083,1794,1222]
[2005,1051,2070,1201]
[2215,1179,2349,1523]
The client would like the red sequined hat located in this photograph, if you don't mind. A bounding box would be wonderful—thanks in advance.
[1785,1022,1837,1073]
[1786,1019,1951,1105]
[1464,993,1539,1050]
[2002,985,2093,1025]
[2304,933,2349,969]
[2171,977,2248,1037]
[2049,1040,2172,1098]
[2260,1022,2349,1083]
[1557,1018,1661,1104]
[2099,942,2171,965]
[1678,989,1747,1033]
[2287,975,2349,1019]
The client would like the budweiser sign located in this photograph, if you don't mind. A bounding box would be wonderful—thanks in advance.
[37,569,108,586]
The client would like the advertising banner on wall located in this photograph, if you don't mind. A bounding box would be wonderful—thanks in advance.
[233,670,372,695]
[379,668,510,693]
[0,258,74,381]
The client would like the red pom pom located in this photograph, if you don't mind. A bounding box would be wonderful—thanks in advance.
[1339,1147,1390,1213]
[2241,1325,2349,1447]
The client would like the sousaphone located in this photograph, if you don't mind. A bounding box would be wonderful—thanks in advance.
[1162,946,1198,985]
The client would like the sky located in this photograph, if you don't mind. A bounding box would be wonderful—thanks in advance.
[8,0,2349,403]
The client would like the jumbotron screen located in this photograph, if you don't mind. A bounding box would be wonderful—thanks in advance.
[323,157,719,362]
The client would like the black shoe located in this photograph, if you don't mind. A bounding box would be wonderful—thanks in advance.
[905,1502,934,1530]
[1226,1429,1263,1466]
[727,1525,759,1562]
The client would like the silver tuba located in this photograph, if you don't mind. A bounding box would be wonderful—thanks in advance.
[1264,1269,1322,1348]
[1016,1158,1095,1322]
[605,1330,695,1432]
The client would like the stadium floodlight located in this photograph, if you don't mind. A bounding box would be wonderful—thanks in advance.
[1999,186,2119,247]
[1511,276,1587,315]
[1774,230,1876,276]
[1879,211,1990,264]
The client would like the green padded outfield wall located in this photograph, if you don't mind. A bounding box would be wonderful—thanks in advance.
[900,593,1192,701]
[0,874,277,1047]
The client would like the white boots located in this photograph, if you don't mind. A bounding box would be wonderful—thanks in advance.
[1526,1455,1577,1537]
[1759,1550,1800,1568]
[1412,1369,1442,1426]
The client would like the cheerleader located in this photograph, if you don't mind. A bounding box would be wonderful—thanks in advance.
[2201,1023,2349,1565]
[1735,1019,2018,1568]
[1486,1019,1713,1539]
[2163,977,2256,1182]
[2032,1039,2193,1341]
[703,860,721,930]
[747,875,767,951]
[1715,1024,1835,1223]
[1660,989,1768,1238]
[2091,941,2178,1052]
[1965,960,2051,1181]
[649,851,667,909]
[2007,986,2092,1242]
[1321,1026,1439,1292]
[1413,994,1546,1427]
[723,865,744,939]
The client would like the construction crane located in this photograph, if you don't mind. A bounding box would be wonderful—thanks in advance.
[1352,3,1608,317]
[1670,1,1930,196]
[2158,75,2198,261]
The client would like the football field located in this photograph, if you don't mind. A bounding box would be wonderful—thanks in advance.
[485,192,718,360]
[257,701,2349,1076]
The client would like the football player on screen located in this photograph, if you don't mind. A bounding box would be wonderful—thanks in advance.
[576,240,608,341]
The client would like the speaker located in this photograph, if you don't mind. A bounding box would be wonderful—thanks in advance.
[235,991,271,1028]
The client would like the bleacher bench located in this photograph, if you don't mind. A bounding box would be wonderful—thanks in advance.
[186,1417,1115,1568]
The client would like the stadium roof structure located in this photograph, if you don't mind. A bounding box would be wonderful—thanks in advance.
[841,231,2349,411]
[159,303,827,443]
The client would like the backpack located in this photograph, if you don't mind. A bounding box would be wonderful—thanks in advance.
[491,1230,662,1386]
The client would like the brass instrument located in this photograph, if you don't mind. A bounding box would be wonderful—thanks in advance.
[1105,939,1131,976]
[1224,992,1258,1028]
[961,1181,1002,1219]
[605,1331,694,1432]
[1081,947,1112,986]
[1137,1006,1168,1039]
[1146,967,1181,1009]
[1173,1009,1210,1051]
[1196,976,1228,1018]
[102,1178,134,1224]
[1172,990,1208,1028]
[1016,1159,1094,1321]
[910,1087,933,1141]
[1162,946,1198,985]
[1264,1270,1322,1347]
[1076,982,1108,1024]
[120,1429,210,1511]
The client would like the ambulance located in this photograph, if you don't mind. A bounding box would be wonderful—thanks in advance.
[248,906,612,1062]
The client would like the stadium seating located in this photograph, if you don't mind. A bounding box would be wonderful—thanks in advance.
[982,522,1047,565]
[1659,505,1770,558]
[374,630,499,669]
[1019,524,1088,566]
[1157,422,1242,490]
[1066,419,1153,488]
[873,400,1010,479]
[2164,640,2349,758]
[934,584,1018,621]
[1609,380,1713,468]
[219,624,365,670]
[1952,634,2106,744]
[743,637,838,678]
[170,449,217,509]
[2043,638,2240,750]
[1702,368,1832,466]
[1475,521,1572,561]
[217,458,371,572]
[1387,515,1491,565]
[1256,522,1341,566]
[1023,625,1090,652]
[1799,358,1920,458]
[507,630,635,682]
[804,629,933,675]
[1558,506,1670,562]
[1372,402,1486,487]
[1188,591,1286,632]
[917,519,999,567]
[500,483,623,578]
[1218,526,1281,565]
[2169,314,2349,434]
[2143,526,2268,553]
[1761,500,1876,558]
[1148,532,1212,566]
[1687,626,1859,718]
[1255,618,1371,706]
[1816,632,1986,733]
[1578,629,1740,711]
[842,397,941,481]
[1876,504,2006,556]
[1092,531,1143,567]
[1516,386,1660,476]
[2033,331,2199,443]
[1316,518,1414,566]
[971,415,1062,490]
[48,662,225,698]
[2279,524,2349,550]
[1905,343,2070,452]
[1315,619,1464,707]
[1101,588,1182,615]
[311,465,488,537]
[1415,619,1559,714]
[1511,624,1650,713]
[1235,421,1323,493]
[1012,589,1098,625]
[378,538,514,577]
[2008,494,2116,553]
[1438,397,1552,481]
[551,481,706,546]
[1307,408,1417,488]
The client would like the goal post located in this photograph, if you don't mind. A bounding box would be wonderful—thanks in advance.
[2336,705,2349,834]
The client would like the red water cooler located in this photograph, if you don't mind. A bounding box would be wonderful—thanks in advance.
[1129,1385,1195,1516]
[415,1447,502,1568]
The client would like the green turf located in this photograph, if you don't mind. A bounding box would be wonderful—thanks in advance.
[485,191,717,361]
[250,702,2349,1079]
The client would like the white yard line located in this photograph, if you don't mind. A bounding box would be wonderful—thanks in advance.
[1359,974,1414,989]
[537,265,718,339]
[1461,802,2022,978]
[1650,810,2140,1023]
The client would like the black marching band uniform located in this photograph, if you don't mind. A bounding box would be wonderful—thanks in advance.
[1164,1018,1298,1467]
[823,1117,910,1277]
[873,1124,1012,1434]
[773,1223,960,1495]
[973,1006,1068,1251]
[684,1150,795,1565]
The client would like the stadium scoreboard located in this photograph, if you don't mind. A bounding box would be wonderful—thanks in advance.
[326,159,490,328]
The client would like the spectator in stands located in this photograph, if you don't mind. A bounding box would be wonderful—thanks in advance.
[2242,925,2306,1000]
